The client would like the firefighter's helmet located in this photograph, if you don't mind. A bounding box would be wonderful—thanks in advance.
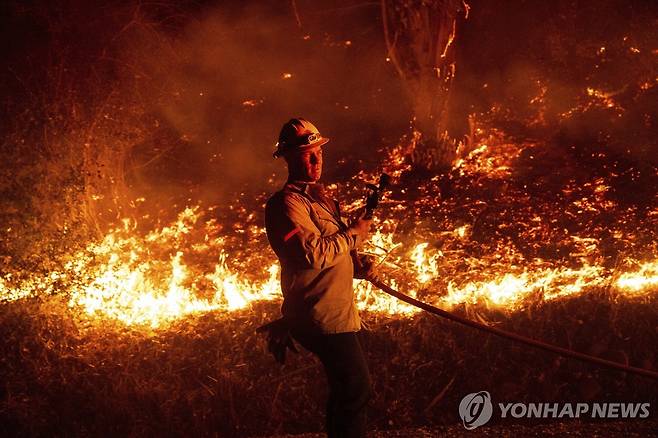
[273,118,329,158]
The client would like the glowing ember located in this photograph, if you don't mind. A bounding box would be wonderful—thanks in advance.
[586,87,619,109]
[242,99,263,107]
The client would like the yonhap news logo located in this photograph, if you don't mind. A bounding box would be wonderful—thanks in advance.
[459,391,493,430]
[458,391,651,430]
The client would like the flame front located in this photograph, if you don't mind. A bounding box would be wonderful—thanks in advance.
[1,133,656,328]
[616,261,658,293]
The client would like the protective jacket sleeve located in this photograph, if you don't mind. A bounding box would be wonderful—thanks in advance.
[266,192,361,271]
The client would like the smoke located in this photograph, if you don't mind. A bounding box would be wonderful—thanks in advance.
[0,0,413,270]
[111,1,409,204]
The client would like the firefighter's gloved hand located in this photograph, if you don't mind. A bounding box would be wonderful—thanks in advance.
[256,318,298,364]
[353,254,380,283]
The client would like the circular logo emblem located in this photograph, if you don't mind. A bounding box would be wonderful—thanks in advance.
[459,391,493,430]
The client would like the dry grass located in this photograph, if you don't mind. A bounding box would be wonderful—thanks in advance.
[1,288,656,436]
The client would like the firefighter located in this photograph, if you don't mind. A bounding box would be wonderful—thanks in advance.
[264,117,374,437]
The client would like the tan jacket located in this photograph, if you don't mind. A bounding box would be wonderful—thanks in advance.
[265,181,362,334]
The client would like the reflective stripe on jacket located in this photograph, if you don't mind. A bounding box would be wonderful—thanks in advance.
[265,181,362,334]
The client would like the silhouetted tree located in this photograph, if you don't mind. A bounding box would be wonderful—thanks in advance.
[381,0,469,170]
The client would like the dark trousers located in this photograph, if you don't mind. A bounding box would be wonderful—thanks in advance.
[291,329,372,438]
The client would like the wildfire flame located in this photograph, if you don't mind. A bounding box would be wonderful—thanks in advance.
[616,261,658,292]
[1,132,656,329]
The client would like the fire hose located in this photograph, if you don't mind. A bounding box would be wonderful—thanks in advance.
[361,173,658,381]
[259,173,658,380]
[257,276,658,380]
[367,277,658,381]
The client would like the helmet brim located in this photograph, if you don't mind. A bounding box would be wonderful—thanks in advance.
[274,137,329,158]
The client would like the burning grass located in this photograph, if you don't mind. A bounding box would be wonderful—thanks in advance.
[2,130,656,324]
[1,125,657,435]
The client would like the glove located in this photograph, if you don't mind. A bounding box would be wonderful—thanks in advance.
[256,318,298,364]
[352,253,380,282]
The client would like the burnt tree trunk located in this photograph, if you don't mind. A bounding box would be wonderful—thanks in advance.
[382,0,469,171]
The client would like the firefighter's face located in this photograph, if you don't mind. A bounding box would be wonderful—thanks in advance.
[286,146,323,182]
